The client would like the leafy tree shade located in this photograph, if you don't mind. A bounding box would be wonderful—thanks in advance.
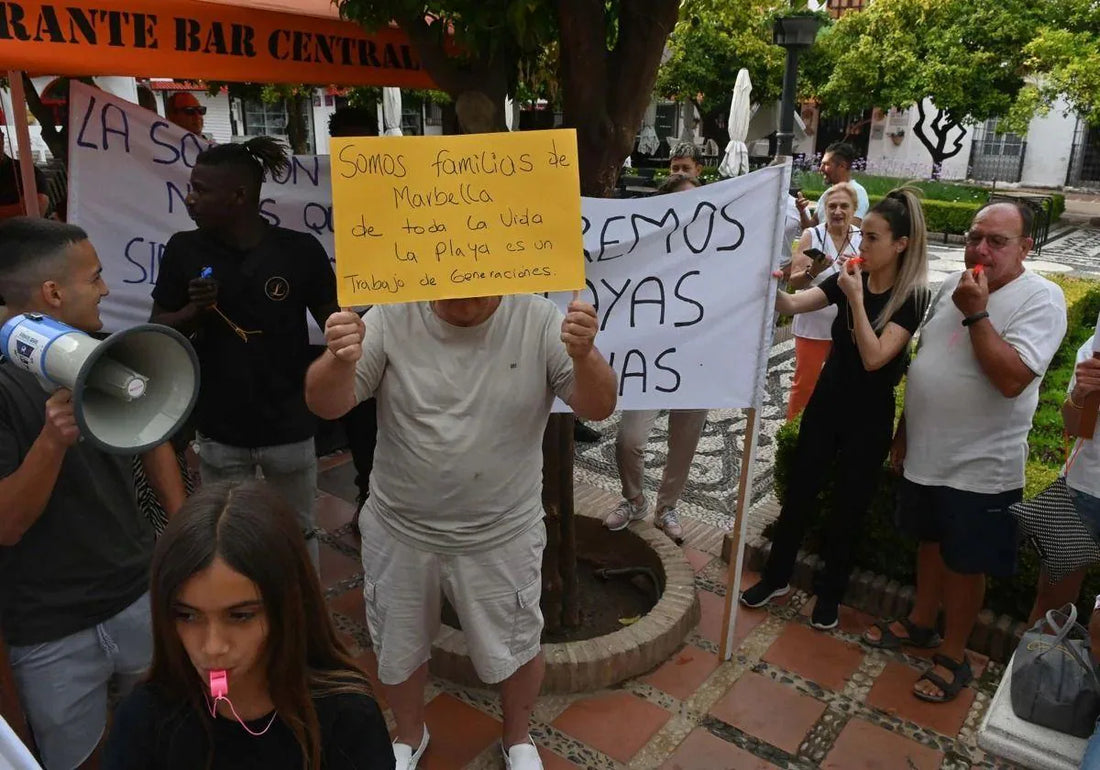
[810,0,1049,175]
[339,1,678,195]
[1024,0,1100,126]
[656,0,785,149]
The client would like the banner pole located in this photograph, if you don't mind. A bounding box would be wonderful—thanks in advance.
[718,157,793,661]
[7,72,41,219]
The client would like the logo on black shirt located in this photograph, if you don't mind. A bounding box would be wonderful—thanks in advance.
[265,277,290,301]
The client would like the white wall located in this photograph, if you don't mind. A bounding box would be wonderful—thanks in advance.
[864,99,973,180]
[1019,96,1077,188]
[312,89,336,153]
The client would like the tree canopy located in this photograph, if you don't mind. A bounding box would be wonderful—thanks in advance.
[1023,0,1100,126]
[808,0,1050,168]
[655,0,785,145]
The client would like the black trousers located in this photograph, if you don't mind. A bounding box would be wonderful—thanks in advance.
[762,383,895,606]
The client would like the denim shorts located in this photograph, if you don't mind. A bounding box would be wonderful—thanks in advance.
[895,478,1023,577]
[7,593,152,769]
[1071,487,1100,541]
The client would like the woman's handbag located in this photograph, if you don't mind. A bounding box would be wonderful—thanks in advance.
[1010,603,1100,738]
[1011,476,1100,584]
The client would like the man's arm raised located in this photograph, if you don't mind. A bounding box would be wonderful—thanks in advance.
[561,294,617,421]
[305,310,365,420]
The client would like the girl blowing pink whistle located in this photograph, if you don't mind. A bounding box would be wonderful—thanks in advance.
[103,481,394,769]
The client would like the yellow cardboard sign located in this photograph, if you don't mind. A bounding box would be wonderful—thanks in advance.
[330,129,585,305]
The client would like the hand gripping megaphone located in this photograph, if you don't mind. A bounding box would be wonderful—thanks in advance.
[0,313,200,454]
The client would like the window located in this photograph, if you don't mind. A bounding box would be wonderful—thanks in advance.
[242,98,314,149]
[979,118,1023,157]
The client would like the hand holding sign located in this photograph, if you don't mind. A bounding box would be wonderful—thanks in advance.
[324,310,366,363]
[561,291,598,360]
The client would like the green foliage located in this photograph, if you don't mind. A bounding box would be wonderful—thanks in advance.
[1023,0,1100,127]
[793,171,991,205]
[656,0,786,116]
[772,277,1100,620]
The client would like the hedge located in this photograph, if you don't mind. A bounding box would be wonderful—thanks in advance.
[770,275,1100,620]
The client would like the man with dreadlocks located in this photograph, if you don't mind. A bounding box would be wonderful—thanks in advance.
[151,137,338,568]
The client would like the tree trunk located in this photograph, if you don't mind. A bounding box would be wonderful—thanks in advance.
[911,101,966,180]
[557,0,680,197]
[285,92,309,154]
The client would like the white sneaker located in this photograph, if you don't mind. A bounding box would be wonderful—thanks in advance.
[502,737,544,770]
[393,726,429,770]
[655,508,685,544]
[605,497,649,531]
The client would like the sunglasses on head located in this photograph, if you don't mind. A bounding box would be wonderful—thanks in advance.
[175,106,207,116]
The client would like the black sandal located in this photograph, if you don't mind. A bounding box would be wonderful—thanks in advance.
[862,618,942,650]
[912,654,972,703]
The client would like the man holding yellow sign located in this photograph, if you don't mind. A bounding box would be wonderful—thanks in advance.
[308,129,617,770]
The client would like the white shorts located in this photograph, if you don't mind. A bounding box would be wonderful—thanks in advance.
[359,510,546,685]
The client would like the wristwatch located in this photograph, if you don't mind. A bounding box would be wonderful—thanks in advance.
[962,311,990,327]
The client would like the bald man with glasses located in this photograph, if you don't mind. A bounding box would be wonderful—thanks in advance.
[863,201,1067,705]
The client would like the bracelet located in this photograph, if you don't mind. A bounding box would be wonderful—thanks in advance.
[1069,392,1084,410]
[961,311,989,327]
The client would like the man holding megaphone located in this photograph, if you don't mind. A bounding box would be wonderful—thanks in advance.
[0,218,187,770]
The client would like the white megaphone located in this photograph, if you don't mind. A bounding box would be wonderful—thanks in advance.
[0,313,200,455]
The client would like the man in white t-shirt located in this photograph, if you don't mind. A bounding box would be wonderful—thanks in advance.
[304,293,617,770]
[796,141,869,228]
[863,201,1067,705]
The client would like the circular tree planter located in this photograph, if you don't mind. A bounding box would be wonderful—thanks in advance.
[430,512,700,693]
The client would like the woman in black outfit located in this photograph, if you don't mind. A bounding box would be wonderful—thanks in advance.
[741,188,931,630]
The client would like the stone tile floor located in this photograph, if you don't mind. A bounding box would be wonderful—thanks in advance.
[316,454,1023,770]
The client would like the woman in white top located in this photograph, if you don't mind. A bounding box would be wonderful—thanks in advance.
[1029,310,1100,622]
[786,183,862,420]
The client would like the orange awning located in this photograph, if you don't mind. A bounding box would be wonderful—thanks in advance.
[0,0,436,88]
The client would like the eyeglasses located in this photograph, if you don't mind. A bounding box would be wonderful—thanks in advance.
[963,231,1025,250]
[175,106,207,116]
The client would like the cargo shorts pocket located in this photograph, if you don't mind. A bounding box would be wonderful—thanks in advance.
[508,577,543,655]
[361,580,384,646]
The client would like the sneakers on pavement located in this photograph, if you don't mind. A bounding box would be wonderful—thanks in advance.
[655,508,685,544]
[739,580,790,608]
[810,599,839,630]
[393,726,430,770]
[502,737,544,770]
[605,497,649,531]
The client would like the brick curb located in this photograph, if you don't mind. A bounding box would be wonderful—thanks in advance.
[724,532,1028,664]
[431,513,701,693]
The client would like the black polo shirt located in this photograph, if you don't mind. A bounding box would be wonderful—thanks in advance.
[153,224,336,448]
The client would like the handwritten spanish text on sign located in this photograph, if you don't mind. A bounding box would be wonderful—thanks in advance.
[330,130,585,305]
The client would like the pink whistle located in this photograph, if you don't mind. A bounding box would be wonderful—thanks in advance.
[209,669,228,699]
[972,264,985,277]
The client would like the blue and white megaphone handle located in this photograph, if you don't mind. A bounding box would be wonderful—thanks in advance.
[0,313,148,400]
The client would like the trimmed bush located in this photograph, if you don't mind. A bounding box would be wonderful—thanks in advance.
[771,276,1100,620]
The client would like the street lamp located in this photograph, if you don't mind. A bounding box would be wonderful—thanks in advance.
[772,13,825,157]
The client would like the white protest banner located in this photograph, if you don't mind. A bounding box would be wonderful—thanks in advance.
[68,81,336,333]
[551,167,784,410]
[69,83,784,409]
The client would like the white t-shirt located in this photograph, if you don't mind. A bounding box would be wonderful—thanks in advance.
[352,294,576,553]
[1066,311,1100,498]
[792,224,862,341]
[850,179,870,220]
[904,270,1067,494]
